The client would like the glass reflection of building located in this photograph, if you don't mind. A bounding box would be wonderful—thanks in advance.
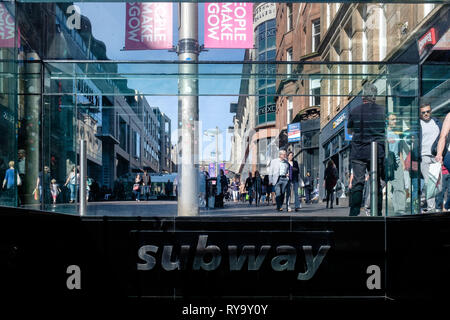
[253,3,278,175]
[0,1,448,217]
[256,13,276,125]
[0,2,170,210]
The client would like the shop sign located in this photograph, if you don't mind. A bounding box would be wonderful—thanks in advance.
[205,3,253,49]
[0,3,19,48]
[124,3,173,50]
[332,112,346,130]
[288,122,301,143]
[417,27,437,56]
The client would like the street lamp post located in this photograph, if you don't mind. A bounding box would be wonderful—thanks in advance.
[177,3,199,217]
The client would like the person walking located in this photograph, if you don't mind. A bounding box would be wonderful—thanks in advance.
[165,179,173,197]
[261,175,267,204]
[17,149,26,205]
[303,172,313,204]
[2,161,20,195]
[36,165,51,204]
[245,172,254,205]
[436,164,450,212]
[231,176,240,202]
[239,180,246,203]
[287,151,301,212]
[418,103,441,212]
[142,170,151,200]
[217,169,228,208]
[434,112,450,212]
[263,174,271,205]
[347,83,385,216]
[386,113,406,215]
[324,160,338,209]
[253,171,263,207]
[50,179,61,206]
[269,150,290,212]
[133,174,142,202]
[64,166,79,203]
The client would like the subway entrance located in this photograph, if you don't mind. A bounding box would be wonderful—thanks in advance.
[0,2,448,218]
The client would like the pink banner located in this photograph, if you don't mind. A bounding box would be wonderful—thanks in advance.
[125,3,172,50]
[204,3,253,49]
[0,3,18,48]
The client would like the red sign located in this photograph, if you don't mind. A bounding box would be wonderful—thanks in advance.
[0,3,19,48]
[418,28,437,55]
[124,3,172,50]
[204,3,253,49]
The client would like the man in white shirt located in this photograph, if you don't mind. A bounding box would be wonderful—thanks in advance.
[419,104,441,212]
[269,150,290,211]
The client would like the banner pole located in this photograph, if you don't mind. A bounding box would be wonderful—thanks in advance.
[177,3,199,216]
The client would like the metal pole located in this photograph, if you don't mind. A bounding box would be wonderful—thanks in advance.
[25,52,41,207]
[216,126,219,177]
[79,139,87,216]
[177,3,199,216]
[370,141,378,217]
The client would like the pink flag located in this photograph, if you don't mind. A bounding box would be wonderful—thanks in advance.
[204,3,253,49]
[0,3,19,48]
[125,3,173,50]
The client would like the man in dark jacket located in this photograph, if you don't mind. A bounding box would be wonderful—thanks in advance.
[142,170,152,200]
[347,83,385,216]
[217,170,228,207]
[245,172,254,205]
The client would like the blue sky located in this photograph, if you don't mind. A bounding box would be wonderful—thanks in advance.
[76,2,245,161]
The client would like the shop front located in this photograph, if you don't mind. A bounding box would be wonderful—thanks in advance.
[319,97,361,203]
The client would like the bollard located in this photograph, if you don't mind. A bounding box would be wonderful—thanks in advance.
[80,140,87,216]
[370,141,378,217]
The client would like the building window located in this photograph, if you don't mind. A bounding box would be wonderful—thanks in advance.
[287,97,293,124]
[286,48,292,78]
[327,63,332,116]
[312,19,320,52]
[310,77,321,106]
[348,37,353,94]
[326,4,330,29]
[287,3,293,32]
[424,4,434,18]
[136,132,141,159]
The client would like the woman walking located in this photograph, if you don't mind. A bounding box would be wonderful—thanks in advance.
[64,166,79,204]
[133,173,142,202]
[324,160,338,209]
[231,176,240,202]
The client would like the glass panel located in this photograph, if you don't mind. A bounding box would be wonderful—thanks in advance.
[40,94,78,214]
[0,1,447,219]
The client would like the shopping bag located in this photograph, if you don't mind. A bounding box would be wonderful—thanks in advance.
[33,188,39,201]
[426,162,442,200]
[199,194,206,208]
[299,178,305,188]
[338,182,346,198]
